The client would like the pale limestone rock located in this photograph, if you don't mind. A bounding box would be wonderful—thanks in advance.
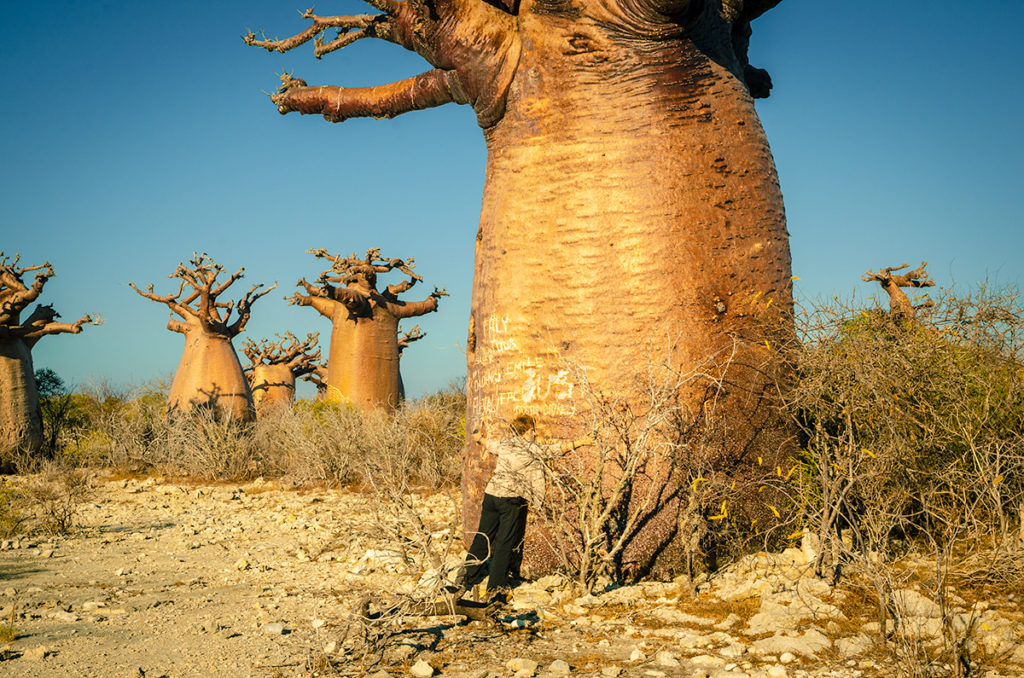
[507,657,539,674]
[835,633,872,657]
[410,658,435,677]
[752,629,830,658]
[655,650,680,667]
[893,589,940,618]
[547,659,571,675]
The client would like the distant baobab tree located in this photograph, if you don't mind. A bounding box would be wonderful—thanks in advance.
[290,248,446,411]
[241,332,321,414]
[0,253,99,459]
[247,0,793,569]
[863,262,935,321]
[130,254,276,422]
[397,324,426,401]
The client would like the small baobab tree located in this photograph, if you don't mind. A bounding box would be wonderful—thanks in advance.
[0,253,99,458]
[397,324,426,401]
[863,262,935,321]
[290,248,446,411]
[130,254,276,421]
[241,332,321,414]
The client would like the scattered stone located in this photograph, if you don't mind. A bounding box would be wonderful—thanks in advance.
[23,645,49,660]
[368,671,391,678]
[547,659,571,675]
[263,622,285,635]
[234,558,251,571]
[2,588,15,597]
[655,651,680,667]
[779,653,796,664]
[753,629,830,658]
[323,641,337,655]
[48,610,79,623]
[410,658,435,677]
[601,668,622,677]
[507,658,539,674]
[836,633,872,657]
[629,647,646,662]
[766,666,788,678]
[82,601,106,611]
[41,549,55,558]
[893,589,941,618]
[311,618,326,629]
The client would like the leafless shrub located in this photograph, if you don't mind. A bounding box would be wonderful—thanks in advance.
[528,342,788,591]
[22,463,92,535]
[782,283,1024,676]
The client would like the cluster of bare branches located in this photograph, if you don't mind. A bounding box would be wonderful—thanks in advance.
[241,332,321,373]
[0,252,99,345]
[292,247,446,318]
[523,341,788,591]
[130,252,276,338]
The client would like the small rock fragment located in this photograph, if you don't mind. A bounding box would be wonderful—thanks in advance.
[263,622,285,635]
[410,658,435,677]
[779,652,796,664]
[548,659,571,675]
[507,657,539,674]
[655,651,680,667]
[234,558,251,571]
[601,668,622,678]
[23,645,48,660]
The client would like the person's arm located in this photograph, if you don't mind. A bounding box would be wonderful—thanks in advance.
[558,437,592,454]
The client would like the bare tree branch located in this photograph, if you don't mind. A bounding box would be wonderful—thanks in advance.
[271,69,461,122]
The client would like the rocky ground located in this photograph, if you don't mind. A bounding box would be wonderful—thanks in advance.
[1,476,1023,678]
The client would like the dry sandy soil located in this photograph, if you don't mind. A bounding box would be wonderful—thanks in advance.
[1,476,1022,678]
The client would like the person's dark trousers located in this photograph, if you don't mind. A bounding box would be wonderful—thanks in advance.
[463,493,528,590]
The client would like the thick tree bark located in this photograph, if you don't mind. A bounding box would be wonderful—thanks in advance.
[461,14,792,571]
[168,331,255,421]
[0,338,43,458]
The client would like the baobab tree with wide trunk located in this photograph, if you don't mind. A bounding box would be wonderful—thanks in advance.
[130,254,276,422]
[248,0,793,570]
[290,248,446,411]
[1,253,99,459]
[241,332,321,414]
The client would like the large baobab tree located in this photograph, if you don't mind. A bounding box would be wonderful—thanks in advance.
[0,253,99,458]
[248,0,793,568]
[290,248,446,411]
[130,254,276,421]
[242,332,321,414]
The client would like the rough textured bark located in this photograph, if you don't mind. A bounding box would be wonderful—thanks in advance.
[130,254,275,422]
[0,253,99,459]
[248,0,793,572]
[863,262,935,321]
[290,248,445,411]
[241,332,321,414]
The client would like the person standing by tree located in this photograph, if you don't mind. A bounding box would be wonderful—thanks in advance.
[461,415,587,601]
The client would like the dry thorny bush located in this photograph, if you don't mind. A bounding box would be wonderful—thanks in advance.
[781,283,1024,676]
[523,339,790,592]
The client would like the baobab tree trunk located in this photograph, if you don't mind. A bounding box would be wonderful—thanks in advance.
[168,331,254,421]
[327,306,402,411]
[464,27,792,570]
[0,338,43,457]
[250,364,297,414]
[246,0,792,574]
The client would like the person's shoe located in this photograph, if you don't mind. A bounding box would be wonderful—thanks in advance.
[488,586,512,606]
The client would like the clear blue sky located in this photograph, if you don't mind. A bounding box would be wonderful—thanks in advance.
[2,1,1022,398]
